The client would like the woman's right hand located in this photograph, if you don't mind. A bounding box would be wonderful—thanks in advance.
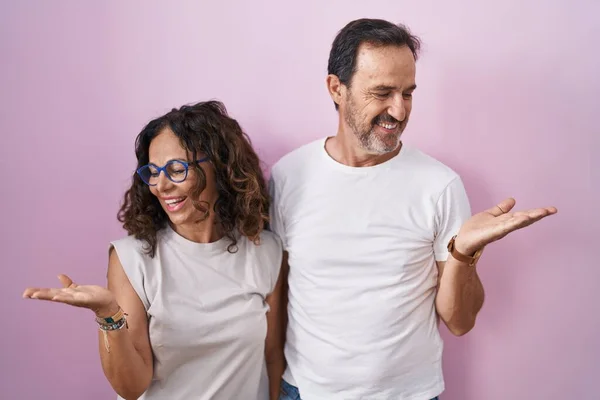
[23,274,119,317]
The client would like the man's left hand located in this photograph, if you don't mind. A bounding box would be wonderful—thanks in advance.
[454,197,557,255]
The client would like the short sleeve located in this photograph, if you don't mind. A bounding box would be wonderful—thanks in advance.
[109,237,150,310]
[257,231,284,294]
[268,173,287,250]
[433,176,472,261]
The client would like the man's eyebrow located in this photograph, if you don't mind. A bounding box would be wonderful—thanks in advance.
[370,84,417,91]
[371,85,396,91]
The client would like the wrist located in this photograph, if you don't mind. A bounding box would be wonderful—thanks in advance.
[447,235,485,267]
[94,301,120,319]
[95,303,128,353]
[453,236,478,256]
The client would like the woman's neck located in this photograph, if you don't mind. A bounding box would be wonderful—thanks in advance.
[170,217,224,244]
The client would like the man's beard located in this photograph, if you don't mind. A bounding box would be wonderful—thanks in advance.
[344,101,404,155]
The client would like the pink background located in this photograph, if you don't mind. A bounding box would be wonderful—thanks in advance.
[1,1,597,399]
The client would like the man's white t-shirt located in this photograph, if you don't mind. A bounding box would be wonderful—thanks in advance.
[269,138,472,400]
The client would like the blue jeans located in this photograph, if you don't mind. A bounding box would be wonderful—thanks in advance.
[279,379,440,400]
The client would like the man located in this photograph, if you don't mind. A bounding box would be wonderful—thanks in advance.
[269,18,556,400]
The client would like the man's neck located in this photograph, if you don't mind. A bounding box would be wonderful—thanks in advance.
[325,129,401,168]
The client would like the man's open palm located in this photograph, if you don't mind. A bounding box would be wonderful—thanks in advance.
[455,197,558,254]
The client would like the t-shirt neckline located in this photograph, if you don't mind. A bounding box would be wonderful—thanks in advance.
[319,136,408,174]
[164,223,232,253]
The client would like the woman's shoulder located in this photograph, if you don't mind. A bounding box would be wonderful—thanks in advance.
[108,234,157,311]
[108,231,170,269]
[110,234,149,257]
[255,229,283,254]
[235,229,283,294]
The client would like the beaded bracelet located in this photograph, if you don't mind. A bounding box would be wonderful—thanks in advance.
[96,308,125,327]
[98,316,127,331]
[96,308,128,353]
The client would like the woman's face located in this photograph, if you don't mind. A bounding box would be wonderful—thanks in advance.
[146,128,218,227]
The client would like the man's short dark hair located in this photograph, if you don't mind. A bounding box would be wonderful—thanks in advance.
[327,18,421,109]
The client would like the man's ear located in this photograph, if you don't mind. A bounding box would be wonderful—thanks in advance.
[326,74,344,107]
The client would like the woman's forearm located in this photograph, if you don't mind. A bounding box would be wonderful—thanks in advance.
[98,328,153,399]
[266,352,285,400]
[95,304,153,400]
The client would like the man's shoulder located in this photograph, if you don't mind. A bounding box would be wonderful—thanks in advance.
[270,137,325,179]
[402,145,461,182]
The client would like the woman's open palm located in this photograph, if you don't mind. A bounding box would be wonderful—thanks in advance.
[23,274,116,316]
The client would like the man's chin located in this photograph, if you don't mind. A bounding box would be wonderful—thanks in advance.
[363,136,402,155]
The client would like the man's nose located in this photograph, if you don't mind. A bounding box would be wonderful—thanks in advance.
[388,96,406,122]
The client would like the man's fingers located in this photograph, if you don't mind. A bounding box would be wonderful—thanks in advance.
[486,197,516,217]
[502,207,557,233]
[544,206,558,215]
[515,207,558,221]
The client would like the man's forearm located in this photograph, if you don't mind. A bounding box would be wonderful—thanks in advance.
[435,258,485,336]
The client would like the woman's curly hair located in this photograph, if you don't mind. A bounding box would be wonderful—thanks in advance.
[117,100,270,256]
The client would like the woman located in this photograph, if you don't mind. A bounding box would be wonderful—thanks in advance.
[23,101,285,400]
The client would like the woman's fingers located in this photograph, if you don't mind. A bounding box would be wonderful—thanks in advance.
[57,274,76,288]
[23,274,77,300]
[24,288,63,300]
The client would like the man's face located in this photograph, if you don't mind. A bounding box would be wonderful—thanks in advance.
[339,44,417,155]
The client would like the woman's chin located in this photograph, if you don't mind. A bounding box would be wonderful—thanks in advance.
[166,209,211,228]
[163,208,188,226]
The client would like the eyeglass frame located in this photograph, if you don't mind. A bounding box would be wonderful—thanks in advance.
[136,157,209,186]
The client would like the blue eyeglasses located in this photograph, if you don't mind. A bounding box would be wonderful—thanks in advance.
[136,157,209,186]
